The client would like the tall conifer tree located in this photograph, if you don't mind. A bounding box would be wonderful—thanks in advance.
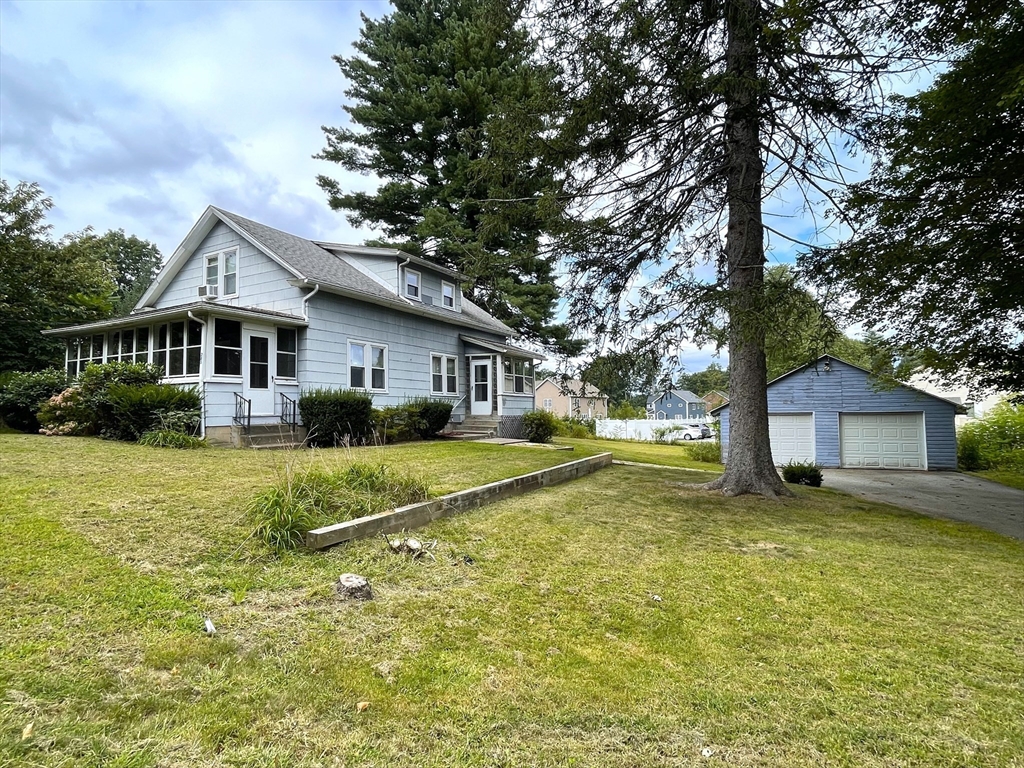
[318,0,573,351]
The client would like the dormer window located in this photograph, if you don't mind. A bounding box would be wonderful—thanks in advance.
[204,247,238,297]
[405,268,420,300]
[442,281,456,309]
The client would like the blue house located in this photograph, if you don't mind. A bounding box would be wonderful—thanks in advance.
[45,207,542,445]
[711,356,962,470]
[646,388,707,420]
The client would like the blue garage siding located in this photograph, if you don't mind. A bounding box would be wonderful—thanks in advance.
[717,359,958,470]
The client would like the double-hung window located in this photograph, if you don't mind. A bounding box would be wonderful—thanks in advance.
[441,281,456,309]
[350,341,387,391]
[404,268,420,300]
[276,327,297,379]
[502,358,534,394]
[213,319,242,376]
[431,354,458,395]
[204,247,239,297]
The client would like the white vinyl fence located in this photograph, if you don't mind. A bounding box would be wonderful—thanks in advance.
[596,418,716,442]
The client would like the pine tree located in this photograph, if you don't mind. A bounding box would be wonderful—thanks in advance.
[317,0,574,351]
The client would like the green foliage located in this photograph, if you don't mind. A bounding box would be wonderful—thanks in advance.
[0,180,115,372]
[105,383,201,442]
[0,368,68,432]
[138,430,206,450]
[676,363,730,399]
[522,409,559,443]
[369,400,454,444]
[958,399,1024,473]
[608,401,646,419]
[802,7,1024,393]
[316,0,577,353]
[247,463,430,553]
[652,425,685,444]
[37,386,91,436]
[555,415,596,439]
[406,398,455,439]
[580,350,660,406]
[94,229,162,314]
[77,361,164,435]
[782,461,824,488]
[298,388,375,447]
[682,440,721,464]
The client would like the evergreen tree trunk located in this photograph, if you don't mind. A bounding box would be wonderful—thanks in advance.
[702,0,792,497]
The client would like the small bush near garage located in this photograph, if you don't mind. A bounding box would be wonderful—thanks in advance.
[0,368,68,432]
[782,460,824,487]
[523,409,559,443]
[683,439,721,463]
[247,463,429,552]
[299,388,375,447]
[958,398,1024,473]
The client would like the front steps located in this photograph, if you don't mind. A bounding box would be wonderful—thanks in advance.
[448,415,501,440]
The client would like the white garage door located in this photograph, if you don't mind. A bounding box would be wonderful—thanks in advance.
[768,413,814,465]
[840,413,925,469]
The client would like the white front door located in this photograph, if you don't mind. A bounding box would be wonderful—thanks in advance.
[840,412,925,469]
[471,358,492,416]
[243,326,276,415]
[768,413,815,465]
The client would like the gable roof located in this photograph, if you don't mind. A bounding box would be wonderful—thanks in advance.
[709,355,967,415]
[136,206,513,336]
[537,378,606,398]
[647,388,702,406]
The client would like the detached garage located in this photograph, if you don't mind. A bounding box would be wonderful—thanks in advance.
[713,356,963,470]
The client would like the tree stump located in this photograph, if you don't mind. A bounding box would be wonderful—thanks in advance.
[336,573,373,601]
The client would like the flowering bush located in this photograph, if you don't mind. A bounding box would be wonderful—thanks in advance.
[37,386,92,436]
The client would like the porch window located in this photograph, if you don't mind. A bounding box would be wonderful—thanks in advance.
[277,327,297,379]
[350,341,387,391]
[154,320,201,377]
[503,358,534,394]
[404,268,420,300]
[442,281,455,309]
[66,334,104,376]
[431,354,458,395]
[213,319,242,376]
[108,327,149,363]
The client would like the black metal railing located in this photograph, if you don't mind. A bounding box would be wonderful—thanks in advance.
[233,392,251,434]
[281,393,298,432]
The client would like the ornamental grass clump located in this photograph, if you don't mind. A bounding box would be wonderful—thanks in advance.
[247,461,430,553]
[781,460,824,487]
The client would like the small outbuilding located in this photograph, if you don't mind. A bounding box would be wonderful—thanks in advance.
[711,356,964,470]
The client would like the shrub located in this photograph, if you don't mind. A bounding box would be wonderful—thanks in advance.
[105,383,201,441]
[652,424,684,443]
[608,401,646,419]
[77,361,164,435]
[782,460,824,487]
[374,405,416,444]
[0,368,68,432]
[523,409,559,443]
[407,398,454,438]
[957,428,987,471]
[556,415,597,437]
[299,388,375,447]
[958,398,1024,472]
[37,386,92,436]
[247,462,430,552]
[139,429,206,449]
[683,440,721,463]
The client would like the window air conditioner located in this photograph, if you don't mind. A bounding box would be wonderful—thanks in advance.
[198,285,219,299]
[422,295,434,306]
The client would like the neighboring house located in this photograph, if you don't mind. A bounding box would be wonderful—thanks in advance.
[711,356,964,470]
[44,206,542,444]
[535,378,609,419]
[702,390,729,410]
[646,388,707,421]
[906,374,1009,429]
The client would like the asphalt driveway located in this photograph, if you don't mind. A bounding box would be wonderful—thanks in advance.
[823,470,1024,540]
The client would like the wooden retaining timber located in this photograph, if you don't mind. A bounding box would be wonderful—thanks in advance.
[305,452,613,550]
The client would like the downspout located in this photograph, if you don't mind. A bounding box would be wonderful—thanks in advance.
[301,282,320,322]
[397,256,413,303]
[187,311,207,439]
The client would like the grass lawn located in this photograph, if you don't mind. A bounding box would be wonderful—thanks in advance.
[2,434,1023,767]
[969,469,1024,491]
[555,435,722,471]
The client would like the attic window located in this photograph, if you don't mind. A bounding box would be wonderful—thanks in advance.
[204,247,238,297]
[442,281,455,309]
[405,268,420,300]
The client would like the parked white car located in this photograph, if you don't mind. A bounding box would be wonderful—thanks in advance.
[669,424,705,442]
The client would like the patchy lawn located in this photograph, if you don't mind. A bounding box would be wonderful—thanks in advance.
[969,469,1024,491]
[556,435,723,471]
[2,434,1022,767]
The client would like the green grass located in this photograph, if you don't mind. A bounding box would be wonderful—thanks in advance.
[2,433,1023,767]
[556,435,724,471]
[969,469,1024,491]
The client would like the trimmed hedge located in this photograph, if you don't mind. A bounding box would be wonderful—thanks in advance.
[78,361,164,436]
[299,388,375,447]
[106,383,201,442]
[0,368,68,432]
[406,398,454,439]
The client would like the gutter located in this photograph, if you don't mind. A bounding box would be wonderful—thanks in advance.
[186,311,208,439]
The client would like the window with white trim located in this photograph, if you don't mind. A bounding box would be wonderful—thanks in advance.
[276,327,297,379]
[502,358,534,394]
[213,319,242,376]
[431,354,458,395]
[404,268,420,300]
[204,247,239,297]
[442,281,456,309]
[350,341,387,390]
[154,320,201,377]
[66,335,104,376]
[543,398,553,410]
[107,327,150,364]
